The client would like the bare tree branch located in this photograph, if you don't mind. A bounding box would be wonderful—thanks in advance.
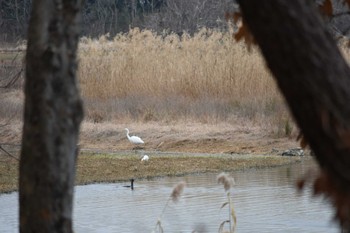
[0,145,19,161]
[0,67,23,88]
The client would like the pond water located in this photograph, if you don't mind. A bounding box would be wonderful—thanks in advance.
[0,158,339,233]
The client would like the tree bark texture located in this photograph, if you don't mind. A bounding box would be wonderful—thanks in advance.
[237,0,350,229]
[20,1,84,232]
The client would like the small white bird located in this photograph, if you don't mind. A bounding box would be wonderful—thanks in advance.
[125,128,144,145]
[141,155,149,162]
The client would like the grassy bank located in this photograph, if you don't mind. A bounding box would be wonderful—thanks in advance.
[0,158,18,193]
[0,153,302,193]
[76,153,302,185]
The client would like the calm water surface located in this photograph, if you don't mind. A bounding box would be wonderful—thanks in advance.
[0,158,339,233]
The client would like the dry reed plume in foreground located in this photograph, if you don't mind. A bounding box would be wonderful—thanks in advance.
[151,173,237,233]
[152,181,186,233]
[78,28,292,134]
[217,172,236,233]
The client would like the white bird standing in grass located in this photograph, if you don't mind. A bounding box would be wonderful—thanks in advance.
[125,128,144,145]
[141,155,149,162]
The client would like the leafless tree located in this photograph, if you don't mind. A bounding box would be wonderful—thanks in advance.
[237,0,350,231]
[19,0,84,232]
[142,0,236,34]
[0,0,32,42]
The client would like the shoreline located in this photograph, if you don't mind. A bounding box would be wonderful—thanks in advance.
[0,151,307,194]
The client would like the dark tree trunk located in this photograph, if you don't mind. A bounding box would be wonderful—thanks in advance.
[19,1,84,232]
[237,0,350,230]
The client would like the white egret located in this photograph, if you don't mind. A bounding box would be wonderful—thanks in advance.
[141,155,149,162]
[125,128,144,145]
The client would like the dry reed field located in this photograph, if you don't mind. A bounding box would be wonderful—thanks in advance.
[78,28,290,133]
[0,27,330,193]
[0,28,294,136]
[3,28,350,153]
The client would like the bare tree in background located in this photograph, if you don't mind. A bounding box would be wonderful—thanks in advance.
[236,0,350,231]
[81,0,120,37]
[2,0,350,43]
[326,0,350,38]
[0,0,32,42]
[144,0,235,34]
[19,0,84,232]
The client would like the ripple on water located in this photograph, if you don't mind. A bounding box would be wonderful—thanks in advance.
[0,159,339,233]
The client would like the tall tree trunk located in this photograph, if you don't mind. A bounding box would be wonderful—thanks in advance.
[131,0,136,25]
[19,1,84,232]
[237,0,350,230]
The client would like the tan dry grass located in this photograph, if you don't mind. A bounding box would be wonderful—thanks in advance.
[0,28,296,136]
[78,121,299,154]
[79,28,277,100]
[0,90,23,121]
[78,28,287,127]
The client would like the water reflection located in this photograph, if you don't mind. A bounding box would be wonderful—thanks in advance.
[0,158,339,233]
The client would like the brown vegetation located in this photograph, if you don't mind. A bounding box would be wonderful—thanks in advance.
[0,28,308,155]
[78,28,289,129]
[0,28,323,195]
